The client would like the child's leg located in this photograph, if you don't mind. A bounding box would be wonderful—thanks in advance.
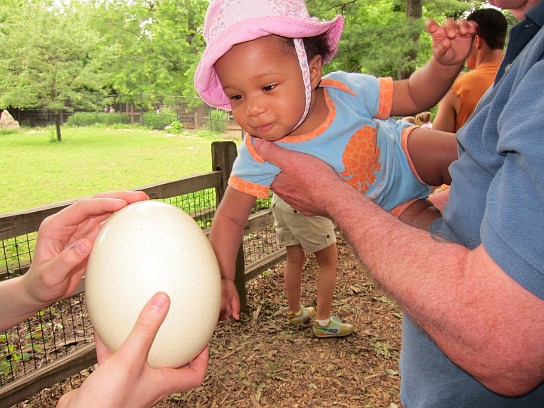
[313,243,338,321]
[407,127,457,186]
[312,243,354,338]
[284,244,305,313]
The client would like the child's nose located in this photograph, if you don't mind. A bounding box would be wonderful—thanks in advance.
[245,98,266,117]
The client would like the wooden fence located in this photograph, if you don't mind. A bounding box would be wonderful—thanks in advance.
[0,141,286,407]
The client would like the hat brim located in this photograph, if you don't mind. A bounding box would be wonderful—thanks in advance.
[195,15,344,110]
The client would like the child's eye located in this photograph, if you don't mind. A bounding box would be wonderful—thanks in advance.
[229,94,243,101]
[263,84,277,92]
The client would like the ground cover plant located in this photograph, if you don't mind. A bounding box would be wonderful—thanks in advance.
[0,126,240,214]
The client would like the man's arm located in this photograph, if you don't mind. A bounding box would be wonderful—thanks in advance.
[432,89,459,132]
[254,140,544,397]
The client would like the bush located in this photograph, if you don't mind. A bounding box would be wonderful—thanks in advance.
[66,112,130,127]
[165,120,185,134]
[208,109,228,133]
[142,110,178,130]
[0,128,20,135]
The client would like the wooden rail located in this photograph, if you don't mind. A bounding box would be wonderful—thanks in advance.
[0,141,286,407]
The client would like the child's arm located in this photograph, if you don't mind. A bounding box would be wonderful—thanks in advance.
[392,18,477,116]
[209,186,257,321]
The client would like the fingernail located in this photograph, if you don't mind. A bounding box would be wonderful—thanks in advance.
[151,293,168,309]
[75,240,90,256]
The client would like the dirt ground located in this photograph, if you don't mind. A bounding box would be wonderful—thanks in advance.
[32,232,403,407]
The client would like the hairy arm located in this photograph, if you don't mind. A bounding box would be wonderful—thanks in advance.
[254,140,544,396]
[325,181,544,396]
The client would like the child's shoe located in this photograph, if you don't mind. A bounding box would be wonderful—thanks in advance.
[312,316,354,338]
[288,306,316,326]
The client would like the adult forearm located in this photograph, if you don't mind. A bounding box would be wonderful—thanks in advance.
[322,180,544,395]
[0,277,41,332]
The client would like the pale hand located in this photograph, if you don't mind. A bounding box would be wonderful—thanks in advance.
[23,191,149,309]
[57,293,208,408]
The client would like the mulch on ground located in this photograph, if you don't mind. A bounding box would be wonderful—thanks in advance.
[31,233,403,407]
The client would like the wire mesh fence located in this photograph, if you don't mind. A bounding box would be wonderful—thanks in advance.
[0,158,279,407]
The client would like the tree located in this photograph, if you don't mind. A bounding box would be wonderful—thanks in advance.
[0,1,105,141]
[308,0,484,79]
[88,0,208,108]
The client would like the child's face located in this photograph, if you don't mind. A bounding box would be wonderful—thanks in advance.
[215,35,308,141]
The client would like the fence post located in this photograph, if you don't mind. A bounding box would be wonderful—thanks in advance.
[211,141,247,313]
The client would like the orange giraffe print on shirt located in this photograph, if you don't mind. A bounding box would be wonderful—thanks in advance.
[339,126,381,193]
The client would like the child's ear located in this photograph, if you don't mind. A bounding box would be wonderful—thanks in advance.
[309,54,323,89]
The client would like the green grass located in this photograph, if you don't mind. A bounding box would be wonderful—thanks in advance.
[0,126,241,214]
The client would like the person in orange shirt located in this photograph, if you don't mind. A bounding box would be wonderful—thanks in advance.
[433,8,508,132]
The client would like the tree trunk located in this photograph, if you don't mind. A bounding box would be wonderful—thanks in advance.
[399,0,423,79]
[55,111,62,142]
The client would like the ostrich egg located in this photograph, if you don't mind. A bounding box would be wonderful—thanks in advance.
[85,200,221,367]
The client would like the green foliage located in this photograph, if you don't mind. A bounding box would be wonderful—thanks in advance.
[166,120,185,134]
[0,128,20,136]
[88,0,209,104]
[208,109,228,133]
[309,0,485,79]
[0,2,105,111]
[142,110,178,130]
[0,0,494,114]
[66,112,130,127]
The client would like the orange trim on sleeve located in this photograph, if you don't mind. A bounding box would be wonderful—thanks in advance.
[389,199,419,218]
[228,175,270,198]
[245,136,265,163]
[400,125,426,184]
[280,89,336,143]
[376,77,393,119]
[319,79,356,96]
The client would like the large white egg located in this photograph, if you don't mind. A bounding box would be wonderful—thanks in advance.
[85,200,221,367]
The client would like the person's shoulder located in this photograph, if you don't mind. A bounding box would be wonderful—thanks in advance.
[321,71,381,96]
[452,66,496,90]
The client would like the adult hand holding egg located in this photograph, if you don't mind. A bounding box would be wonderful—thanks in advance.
[57,292,209,408]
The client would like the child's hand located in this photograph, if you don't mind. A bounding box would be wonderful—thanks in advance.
[220,278,240,321]
[426,18,477,67]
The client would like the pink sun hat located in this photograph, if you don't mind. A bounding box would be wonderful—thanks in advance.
[194,0,344,110]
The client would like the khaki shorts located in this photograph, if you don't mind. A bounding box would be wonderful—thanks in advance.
[271,194,336,253]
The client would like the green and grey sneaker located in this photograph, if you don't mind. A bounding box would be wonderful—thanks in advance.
[288,306,316,326]
[312,316,354,338]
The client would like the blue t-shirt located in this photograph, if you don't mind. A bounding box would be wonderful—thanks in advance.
[402,5,544,407]
[229,71,430,213]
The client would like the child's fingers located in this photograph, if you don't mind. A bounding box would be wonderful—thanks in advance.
[441,18,459,39]
[425,18,439,35]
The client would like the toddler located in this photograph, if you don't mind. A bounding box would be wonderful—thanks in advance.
[272,193,353,337]
[194,0,476,321]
